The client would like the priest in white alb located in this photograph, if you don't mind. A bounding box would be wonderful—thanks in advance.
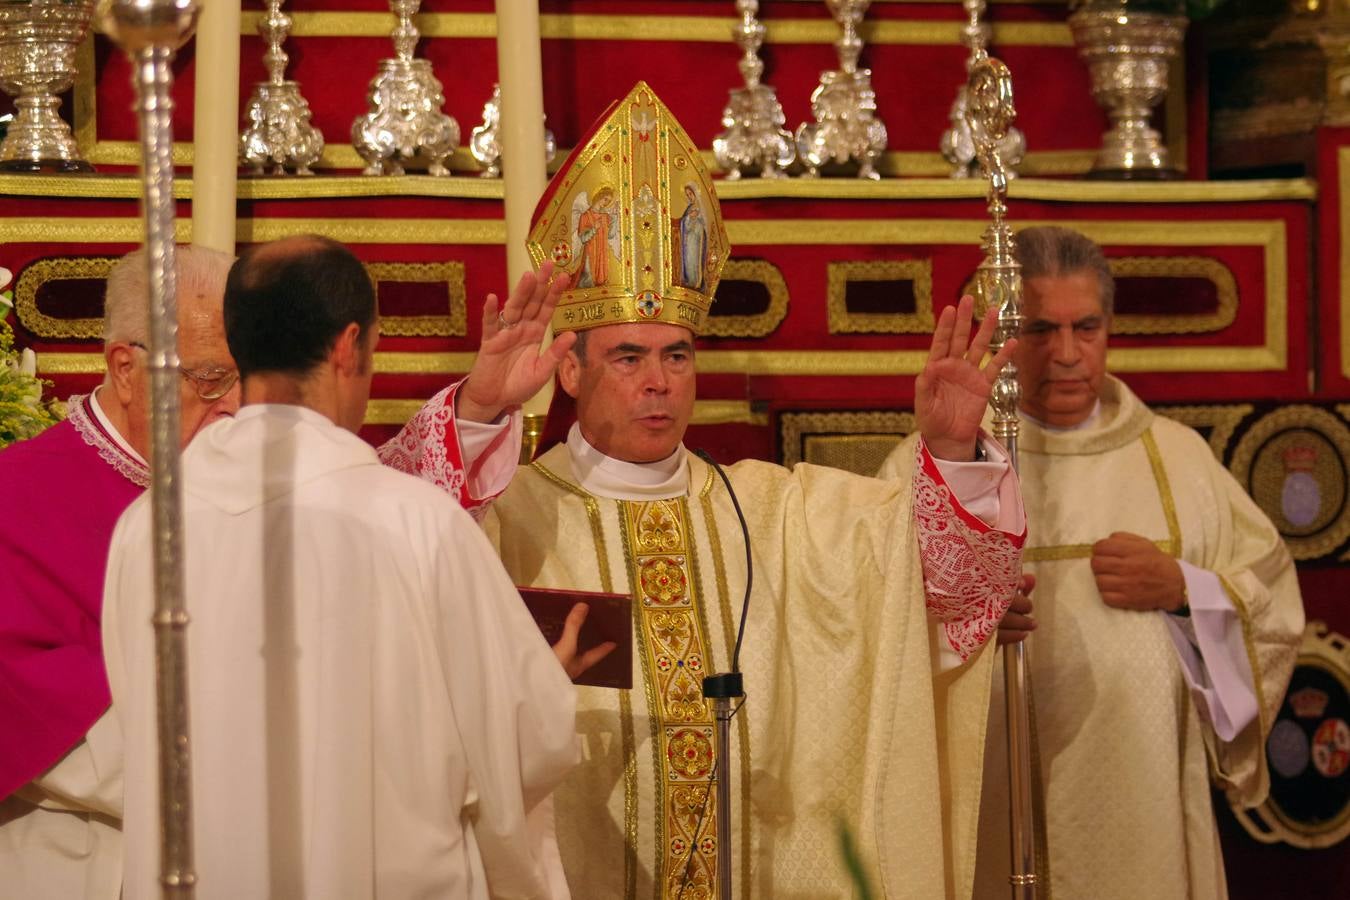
[103,237,582,899]
[382,83,1029,900]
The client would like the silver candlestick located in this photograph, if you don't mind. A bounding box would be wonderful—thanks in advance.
[351,0,459,176]
[0,0,96,172]
[795,0,887,179]
[468,83,555,178]
[99,0,201,894]
[239,0,324,175]
[713,0,794,179]
[941,0,1025,179]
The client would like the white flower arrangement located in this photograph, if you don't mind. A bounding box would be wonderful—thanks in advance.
[0,265,61,448]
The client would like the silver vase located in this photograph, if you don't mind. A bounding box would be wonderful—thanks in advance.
[467,83,556,178]
[1069,0,1187,178]
[713,0,794,179]
[0,0,95,172]
[351,0,459,176]
[795,0,887,179]
[239,0,324,175]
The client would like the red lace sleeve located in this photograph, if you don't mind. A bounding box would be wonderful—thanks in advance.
[377,381,493,521]
[912,440,1025,662]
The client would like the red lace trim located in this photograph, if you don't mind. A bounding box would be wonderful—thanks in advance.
[376,381,494,521]
[913,440,1024,662]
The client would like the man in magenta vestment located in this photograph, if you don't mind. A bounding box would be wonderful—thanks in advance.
[0,247,238,899]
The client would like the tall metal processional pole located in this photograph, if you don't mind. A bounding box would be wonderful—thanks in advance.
[98,0,202,895]
[965,49,1038,900]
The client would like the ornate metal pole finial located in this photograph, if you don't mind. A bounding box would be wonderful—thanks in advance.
[351,0,459,176]
[713,0,795,179]
[966,50,1039,900]
[0,0,97,172]
[795,0,888,179]
[97,0,200,893]
[941,0,1025,179]
[239,0,324,175]
[468,83,556,178]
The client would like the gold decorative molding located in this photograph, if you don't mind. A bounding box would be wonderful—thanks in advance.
[705,259,789,339]
[13,257,117,340]
[1232,620,1350,848]
[779,409,917,470]
[725,217,1288,373]
[1229,405,1350,560]
[0,216,504,246]
[5,173,1314,204]
[1152,404,1254,462]
[135,12,1073,46]
[364,397,764,429]
[689,399,768,427]
[366,261,467,338]
[1109,256,1240,335]
[713,176,1316,203]
[827,260,935,334]
[1340,147,1350,379]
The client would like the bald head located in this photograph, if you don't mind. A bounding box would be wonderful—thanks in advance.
[224,234,376,378]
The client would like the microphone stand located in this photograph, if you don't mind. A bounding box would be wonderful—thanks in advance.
[702,671,744,900]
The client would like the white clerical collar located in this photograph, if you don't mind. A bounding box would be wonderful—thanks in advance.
[1021,399,1102,433]
[565,422,689,500]
[91,385,149,466]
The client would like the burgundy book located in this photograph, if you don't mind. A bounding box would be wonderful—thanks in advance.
[518,587,633,690]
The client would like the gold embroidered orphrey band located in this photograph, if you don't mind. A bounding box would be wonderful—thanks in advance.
[621,496,723,898]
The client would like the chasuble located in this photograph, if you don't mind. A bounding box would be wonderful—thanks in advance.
[884,376,1303,900]
[469,435,1024,900]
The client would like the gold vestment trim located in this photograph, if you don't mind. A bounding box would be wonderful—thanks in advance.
[1217,574,1269,735]
[528,461,640,895]
[1025,427,1181,561]
[1141,429,1184,557]
[620,497,721,899]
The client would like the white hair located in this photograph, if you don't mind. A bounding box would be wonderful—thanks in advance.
[103,245,234,344]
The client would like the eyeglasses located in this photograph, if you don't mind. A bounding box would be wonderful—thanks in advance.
[127,342,239,401]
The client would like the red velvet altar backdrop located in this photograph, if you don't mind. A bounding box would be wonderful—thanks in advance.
[2,1,1348,894]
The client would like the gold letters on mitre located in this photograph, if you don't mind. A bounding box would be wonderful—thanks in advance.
[527,82,730,336]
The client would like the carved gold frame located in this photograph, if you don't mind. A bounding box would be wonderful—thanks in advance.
[1231,621,1350,849]
[1229,405,1350,560]
[12,215,1290,378]
[1108,256,1240,335]
[366,261,467,338]
[826,260,935,334]
[12,257,117,340]
[779,410,917,470]
[704,259,789,339]
[1151,403,1253,462]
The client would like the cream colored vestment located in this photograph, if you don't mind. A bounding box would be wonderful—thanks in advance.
[482,436,1024,900]
[881,376,1303,900]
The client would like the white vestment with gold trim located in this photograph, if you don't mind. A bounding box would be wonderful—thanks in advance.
[885,375,1303,900]
[482,434,1025,900]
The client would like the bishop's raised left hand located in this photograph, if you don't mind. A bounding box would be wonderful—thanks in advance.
[457,261,577,424]
[916,295,1016,461]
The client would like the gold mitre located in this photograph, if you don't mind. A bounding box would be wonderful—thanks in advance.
[527,82,729,336]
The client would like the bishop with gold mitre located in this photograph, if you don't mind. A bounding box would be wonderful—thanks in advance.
[383,82,1028,899]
